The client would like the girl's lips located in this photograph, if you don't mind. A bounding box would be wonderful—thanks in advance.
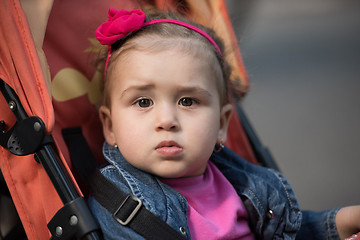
[155,141,183,157]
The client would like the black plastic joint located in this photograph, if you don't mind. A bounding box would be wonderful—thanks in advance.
[0,116,47,156]
[48,197,101,240]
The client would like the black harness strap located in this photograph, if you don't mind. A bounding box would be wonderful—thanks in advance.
[62,128,187,240]
[88,169,187,240]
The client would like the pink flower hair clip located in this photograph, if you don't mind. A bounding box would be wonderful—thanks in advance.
[95,8,222,78]
[95,8,145,46]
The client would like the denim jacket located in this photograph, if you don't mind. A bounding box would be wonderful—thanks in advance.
[89,142,340,240]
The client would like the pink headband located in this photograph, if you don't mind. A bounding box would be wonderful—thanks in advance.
[95,9,222,78]
[142,19,222,55]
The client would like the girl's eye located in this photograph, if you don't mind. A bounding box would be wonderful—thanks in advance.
[179,97,196,107]
[136,98,153,108]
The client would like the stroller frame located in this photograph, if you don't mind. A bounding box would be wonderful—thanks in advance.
[0,79,102,240]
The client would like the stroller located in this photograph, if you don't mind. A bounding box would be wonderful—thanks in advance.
[0,0,277,239]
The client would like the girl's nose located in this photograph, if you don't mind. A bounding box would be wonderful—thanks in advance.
[155,104,180,131]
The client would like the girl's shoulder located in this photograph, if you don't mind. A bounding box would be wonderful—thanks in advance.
[211,147,302,239]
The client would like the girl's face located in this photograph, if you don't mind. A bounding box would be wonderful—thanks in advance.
[100,48,233,178]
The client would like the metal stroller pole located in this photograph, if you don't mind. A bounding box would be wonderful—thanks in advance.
[0,79,102,240]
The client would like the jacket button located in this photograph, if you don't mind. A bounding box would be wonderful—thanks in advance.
[180,227,187,235]
[267,209,274,219]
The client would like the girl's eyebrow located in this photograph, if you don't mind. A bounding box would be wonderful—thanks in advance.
[120,84,155,98]
[176,86,213,97]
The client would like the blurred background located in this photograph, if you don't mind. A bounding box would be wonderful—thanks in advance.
[226,0,360,211]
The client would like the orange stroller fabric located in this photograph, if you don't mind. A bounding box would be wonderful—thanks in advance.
[0,1,62,239]
[0,0,255,239]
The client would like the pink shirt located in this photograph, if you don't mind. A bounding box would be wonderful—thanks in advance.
[162,162,255,240]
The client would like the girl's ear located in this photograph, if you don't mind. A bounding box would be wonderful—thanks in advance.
[99,106,116,146]
[218,103,233,143]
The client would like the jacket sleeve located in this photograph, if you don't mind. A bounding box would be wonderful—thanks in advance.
[296,209,340,240]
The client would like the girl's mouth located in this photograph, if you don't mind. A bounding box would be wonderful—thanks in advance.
[155,141,183,157]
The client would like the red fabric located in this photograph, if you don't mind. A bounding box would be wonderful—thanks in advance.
[0,0,54,130]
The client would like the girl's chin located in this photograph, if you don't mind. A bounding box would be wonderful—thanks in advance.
[155,168,205,179]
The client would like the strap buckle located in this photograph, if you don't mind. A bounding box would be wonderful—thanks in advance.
[113,194,142,226]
